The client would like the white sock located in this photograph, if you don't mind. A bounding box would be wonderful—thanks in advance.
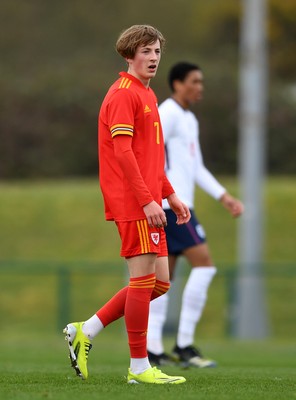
[82,314,104,340]
[177,266,217,348]
[147,292,169,355]
[130,357,151,375]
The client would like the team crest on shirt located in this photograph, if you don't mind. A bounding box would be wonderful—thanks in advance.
[151,233,160,245]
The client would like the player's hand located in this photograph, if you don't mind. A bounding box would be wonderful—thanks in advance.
[143,200,167,228]
[166,193,191,225]
[220,192,244,218]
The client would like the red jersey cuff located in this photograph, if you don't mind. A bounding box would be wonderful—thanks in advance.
[162,175,175,199]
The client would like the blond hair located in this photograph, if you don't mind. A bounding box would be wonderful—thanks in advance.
[116,25,165,59]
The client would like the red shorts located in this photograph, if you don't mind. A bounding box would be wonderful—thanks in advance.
[115,219,168,258]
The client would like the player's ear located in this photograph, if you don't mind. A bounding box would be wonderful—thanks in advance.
[125,57,133,67]
[173,80,183,93]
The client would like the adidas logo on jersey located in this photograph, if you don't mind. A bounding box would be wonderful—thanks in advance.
[144,104,151,113]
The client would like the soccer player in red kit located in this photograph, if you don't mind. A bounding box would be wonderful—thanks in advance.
[63,25,190,385]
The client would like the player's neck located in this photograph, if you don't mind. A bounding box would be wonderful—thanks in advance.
[127,70,151,88]
[171,94,189,110]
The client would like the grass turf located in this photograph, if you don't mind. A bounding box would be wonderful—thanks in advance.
[0,334,295,400]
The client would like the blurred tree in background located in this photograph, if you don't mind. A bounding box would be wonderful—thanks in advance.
[0,0,295,178]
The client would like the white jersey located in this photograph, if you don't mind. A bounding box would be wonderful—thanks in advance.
[160,98,226,209]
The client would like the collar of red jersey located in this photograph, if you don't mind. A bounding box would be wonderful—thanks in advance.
[119,71,149,89]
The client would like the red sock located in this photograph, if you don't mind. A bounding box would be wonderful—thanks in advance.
[151,280,170,300]
[96,286,127,327]
[97,279,170,327]
[125,274,156,358]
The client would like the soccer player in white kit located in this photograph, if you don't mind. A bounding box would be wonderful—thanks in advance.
[147,62,244,368]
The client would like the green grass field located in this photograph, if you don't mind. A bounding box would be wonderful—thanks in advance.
[1,333,295,400]
[0,177,295,399]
